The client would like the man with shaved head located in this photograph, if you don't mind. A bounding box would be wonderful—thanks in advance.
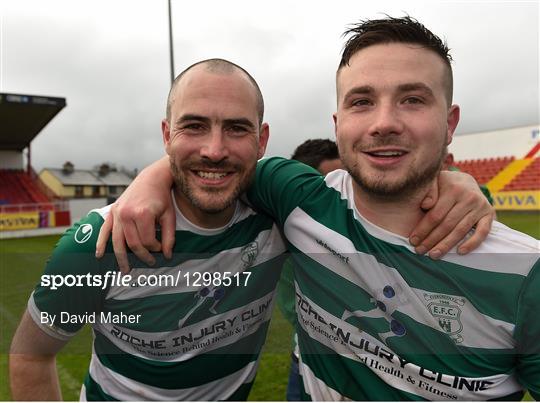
[10,59,287,401]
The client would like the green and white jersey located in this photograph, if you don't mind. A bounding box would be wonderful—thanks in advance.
[248,157,540,401]
[28,197,286,401]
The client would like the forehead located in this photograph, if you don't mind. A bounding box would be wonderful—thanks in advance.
[171,68,259,120]
[337,43,447,98]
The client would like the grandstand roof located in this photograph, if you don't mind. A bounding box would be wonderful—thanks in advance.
[0,92,66,150]
[42,168,132,186]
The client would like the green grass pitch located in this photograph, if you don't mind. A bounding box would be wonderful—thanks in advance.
[0,211,537,400]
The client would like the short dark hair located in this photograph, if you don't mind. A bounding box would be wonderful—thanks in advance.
[166,58,264,126]
[337,16,453,104]
[291,139,339,170]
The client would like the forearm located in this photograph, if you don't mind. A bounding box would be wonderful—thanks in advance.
[95,155,177,271]
[9,355,62,400]
[138,155,173,189]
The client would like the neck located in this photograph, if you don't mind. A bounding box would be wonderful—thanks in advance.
[173,189,236,229]
[352,181,434,238]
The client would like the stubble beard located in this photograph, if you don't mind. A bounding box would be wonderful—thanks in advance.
[170,158,255,214]
[346,143,447,201]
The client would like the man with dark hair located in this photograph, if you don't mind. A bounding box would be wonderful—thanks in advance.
[290,139,342,175]
[91,17,530,401]
[338,16,454,105]
[10,58,287,401]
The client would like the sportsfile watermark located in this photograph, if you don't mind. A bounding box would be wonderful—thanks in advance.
[40,270,252,290]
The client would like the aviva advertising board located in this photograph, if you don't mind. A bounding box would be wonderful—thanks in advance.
[0,212,39,231]
[492,191,540,211]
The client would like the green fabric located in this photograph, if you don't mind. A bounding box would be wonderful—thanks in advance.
[246,157,539,401]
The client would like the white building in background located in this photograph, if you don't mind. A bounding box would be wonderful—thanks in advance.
[450,124,540,161]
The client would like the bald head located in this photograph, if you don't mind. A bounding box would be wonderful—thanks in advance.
[166,58,265,127]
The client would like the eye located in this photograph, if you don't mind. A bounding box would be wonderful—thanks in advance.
[403,96,424,105]
[227,125,249,136]
[351,98,372,107]
[182,123,206,133]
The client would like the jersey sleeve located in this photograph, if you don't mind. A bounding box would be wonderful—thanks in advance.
[514,259,540,399]
[28,211,110,340]
[276,258,297,326]
[247,157,324,226]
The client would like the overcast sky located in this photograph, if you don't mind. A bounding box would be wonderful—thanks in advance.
[1,0,538,171]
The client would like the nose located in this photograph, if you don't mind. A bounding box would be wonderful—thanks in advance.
[369,103,404,137]
[200,130,229,162]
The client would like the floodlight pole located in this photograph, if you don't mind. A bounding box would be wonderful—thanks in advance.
[168,0,175,84]
[27,144,32,176]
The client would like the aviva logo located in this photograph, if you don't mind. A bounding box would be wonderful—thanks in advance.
[492,191,540,211]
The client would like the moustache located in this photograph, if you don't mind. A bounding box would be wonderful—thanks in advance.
[184,159,241,172]
[357,138,411,150]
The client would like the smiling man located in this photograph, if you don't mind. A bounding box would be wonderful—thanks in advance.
[250,18,539,400]
[94,17,538,401]
[10,59,287,401]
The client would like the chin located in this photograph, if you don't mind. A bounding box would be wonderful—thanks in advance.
[191,192,237,214]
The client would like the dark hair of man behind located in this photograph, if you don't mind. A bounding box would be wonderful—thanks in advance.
[291,139,339,170]
[338,16,454,103]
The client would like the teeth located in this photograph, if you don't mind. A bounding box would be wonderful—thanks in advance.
[370,151,404,157]
[197,171,228,179]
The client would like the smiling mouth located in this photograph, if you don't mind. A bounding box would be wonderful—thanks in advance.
[195,171,231,180]
[364,150,407,158]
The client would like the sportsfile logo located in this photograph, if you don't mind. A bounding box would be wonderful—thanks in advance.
[40,271,184,291]
[40,271,252,291]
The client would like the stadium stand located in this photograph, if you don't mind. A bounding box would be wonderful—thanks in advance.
[453,156,514,185]
[0,170,50,204]
[502,157,540,191]
[0,92,70,235]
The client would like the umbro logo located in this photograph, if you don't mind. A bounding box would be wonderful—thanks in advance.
[74,224,93,244]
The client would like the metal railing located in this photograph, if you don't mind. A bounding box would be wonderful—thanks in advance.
[0,200,69,214]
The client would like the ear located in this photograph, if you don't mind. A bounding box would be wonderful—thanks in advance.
[332,112,338,139]
[257,123,270,159]
[446,104,460,145]
[162,119,172,153]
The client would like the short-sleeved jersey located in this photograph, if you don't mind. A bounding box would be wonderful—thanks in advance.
[29,197,286,401]
[248,157,540,401]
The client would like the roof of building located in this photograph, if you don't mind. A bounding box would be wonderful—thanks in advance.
[0,93,66,150]
[42,168,133,186]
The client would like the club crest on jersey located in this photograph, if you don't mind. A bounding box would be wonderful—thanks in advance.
[74,223,93,244]
[241,241,259,268]
[424,293,465,344]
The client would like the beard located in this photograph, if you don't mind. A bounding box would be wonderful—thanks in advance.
[170,157,256,214]
[345,140,447,200]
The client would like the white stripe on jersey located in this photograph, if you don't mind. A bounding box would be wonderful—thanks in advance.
[296,290,522,401]
[323,170,540,274]
[105,227,283,300]
[93,290,276,361]
[285,207,515,349]
[87,350,258,400]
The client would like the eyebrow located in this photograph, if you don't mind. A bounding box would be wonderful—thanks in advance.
[175,114,256,130]
[343,82,435,101]
[223,118,256,130]
[397,82,434,97]
[343,85,374,101]
[175,114,210,126]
